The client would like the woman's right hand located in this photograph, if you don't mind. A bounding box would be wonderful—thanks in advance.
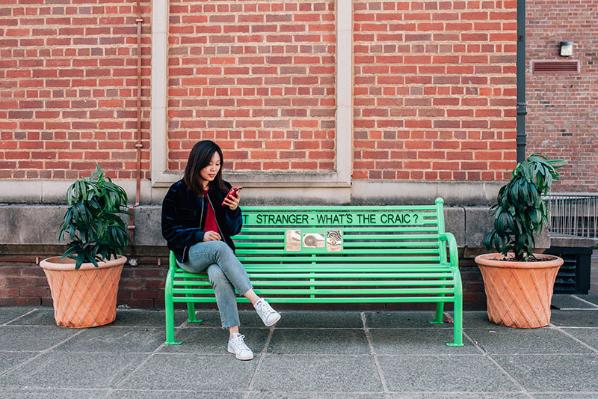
[203,231,221,241]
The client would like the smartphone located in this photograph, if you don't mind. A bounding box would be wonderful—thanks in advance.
[222,186,243,206]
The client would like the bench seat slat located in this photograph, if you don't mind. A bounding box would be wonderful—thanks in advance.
[236,249,441,255]
[172,296,454,304]
[174,272,454,279]
[174,267,453,278]
[174,280,454,288]
[236,256,441,262]
[173,288,455,295]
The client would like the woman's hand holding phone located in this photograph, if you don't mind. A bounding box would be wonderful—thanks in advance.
[222,186,242,210]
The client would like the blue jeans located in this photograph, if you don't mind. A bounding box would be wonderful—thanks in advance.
[177,241,253,328]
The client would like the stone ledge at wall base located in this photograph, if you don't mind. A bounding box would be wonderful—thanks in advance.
[0,204,550,250]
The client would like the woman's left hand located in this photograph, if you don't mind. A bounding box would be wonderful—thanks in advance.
[223,191,240,211]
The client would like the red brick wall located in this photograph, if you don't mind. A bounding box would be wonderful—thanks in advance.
[526,1,598,192]
[167,0,337,172]
[0,0,151,180]
[0,0,519,181]
[353,0,518,181]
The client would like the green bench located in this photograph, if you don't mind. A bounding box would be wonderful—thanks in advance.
[164,198,463,346]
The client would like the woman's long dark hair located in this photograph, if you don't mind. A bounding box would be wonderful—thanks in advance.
[183,140,227,195]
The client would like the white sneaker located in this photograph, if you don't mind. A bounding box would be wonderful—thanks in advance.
[227,333,254,361]
[254,299,281,327]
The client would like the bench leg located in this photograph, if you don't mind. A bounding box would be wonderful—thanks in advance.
[186,302,203,324]
[165,292,182,346]
[430,303,445,324]
[446,296,463,347]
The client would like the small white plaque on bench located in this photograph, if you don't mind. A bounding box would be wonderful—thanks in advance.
[285,229,343,253]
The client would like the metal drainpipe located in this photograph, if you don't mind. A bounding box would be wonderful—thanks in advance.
[516,0,527,163]
[128,0,144,252]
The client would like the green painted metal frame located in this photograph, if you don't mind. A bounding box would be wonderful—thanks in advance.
[164,198,463,347]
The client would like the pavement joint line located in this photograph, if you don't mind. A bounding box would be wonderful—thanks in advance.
[483,353,532,399]
[0,328,85,378]
[549,325,598,354]
[361,311,389,393]
[571,295,598,308]
[111,326,172,390]
[555,326,598,329]
[1,308,38,326]
[553,307,598,311]
[245,324,275,396]
[462,329,486,355]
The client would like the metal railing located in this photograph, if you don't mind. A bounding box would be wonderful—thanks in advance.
[545,193,598,239]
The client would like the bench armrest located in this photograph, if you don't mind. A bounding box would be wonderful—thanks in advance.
[439,232,459,269]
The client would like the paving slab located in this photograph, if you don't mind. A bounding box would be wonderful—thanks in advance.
[107,390,243,399]
[246,393,386,399]
[251,354,383,392]
[575,294,598,307]
[377,355,520,393]
[0,326,78,352]
[459,311,514,329]
[268,328,369,354]
[0,308,34,325]
[118,353,256,391]
[493,354,598,392]
[550,310,598,327]
[552,294,598,309]
[466,328,592,354]
[274,310,364,329]
[5,309,56,326]
[0,352,146,388]
[113,309,187,327]
[382,394,528,399]
[159,327,269,354]
[559,327,598,351]
[3,388,108,398]
[54,326,164,353]
[364,311,451,329]
[181,310,267,328]
[0,352,37,374]
[370,329,478,355]
[531,394,598,399]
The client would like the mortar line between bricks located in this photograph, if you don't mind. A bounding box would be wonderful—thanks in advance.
[361,311,389,393]
[549,325,598,354]
[0,328,85,378]
[2,308,38,326]
[246,324,275,396]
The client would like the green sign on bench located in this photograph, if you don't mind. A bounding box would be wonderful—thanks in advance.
[165,198,463,347]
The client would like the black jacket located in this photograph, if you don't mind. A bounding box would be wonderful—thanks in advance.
[161,179,243,262]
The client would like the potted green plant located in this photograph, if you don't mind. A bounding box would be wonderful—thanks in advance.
[475,154,565,328]
[40,165,129,328]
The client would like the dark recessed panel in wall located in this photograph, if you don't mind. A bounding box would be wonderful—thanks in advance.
[532,61,579,73]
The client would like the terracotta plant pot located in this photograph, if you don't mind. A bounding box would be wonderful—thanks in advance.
[40,256,126,328]
[475,253,563,328]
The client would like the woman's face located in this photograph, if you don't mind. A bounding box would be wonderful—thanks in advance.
[199,151,221,187]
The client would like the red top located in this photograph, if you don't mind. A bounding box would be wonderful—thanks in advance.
[203,192,219,234]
